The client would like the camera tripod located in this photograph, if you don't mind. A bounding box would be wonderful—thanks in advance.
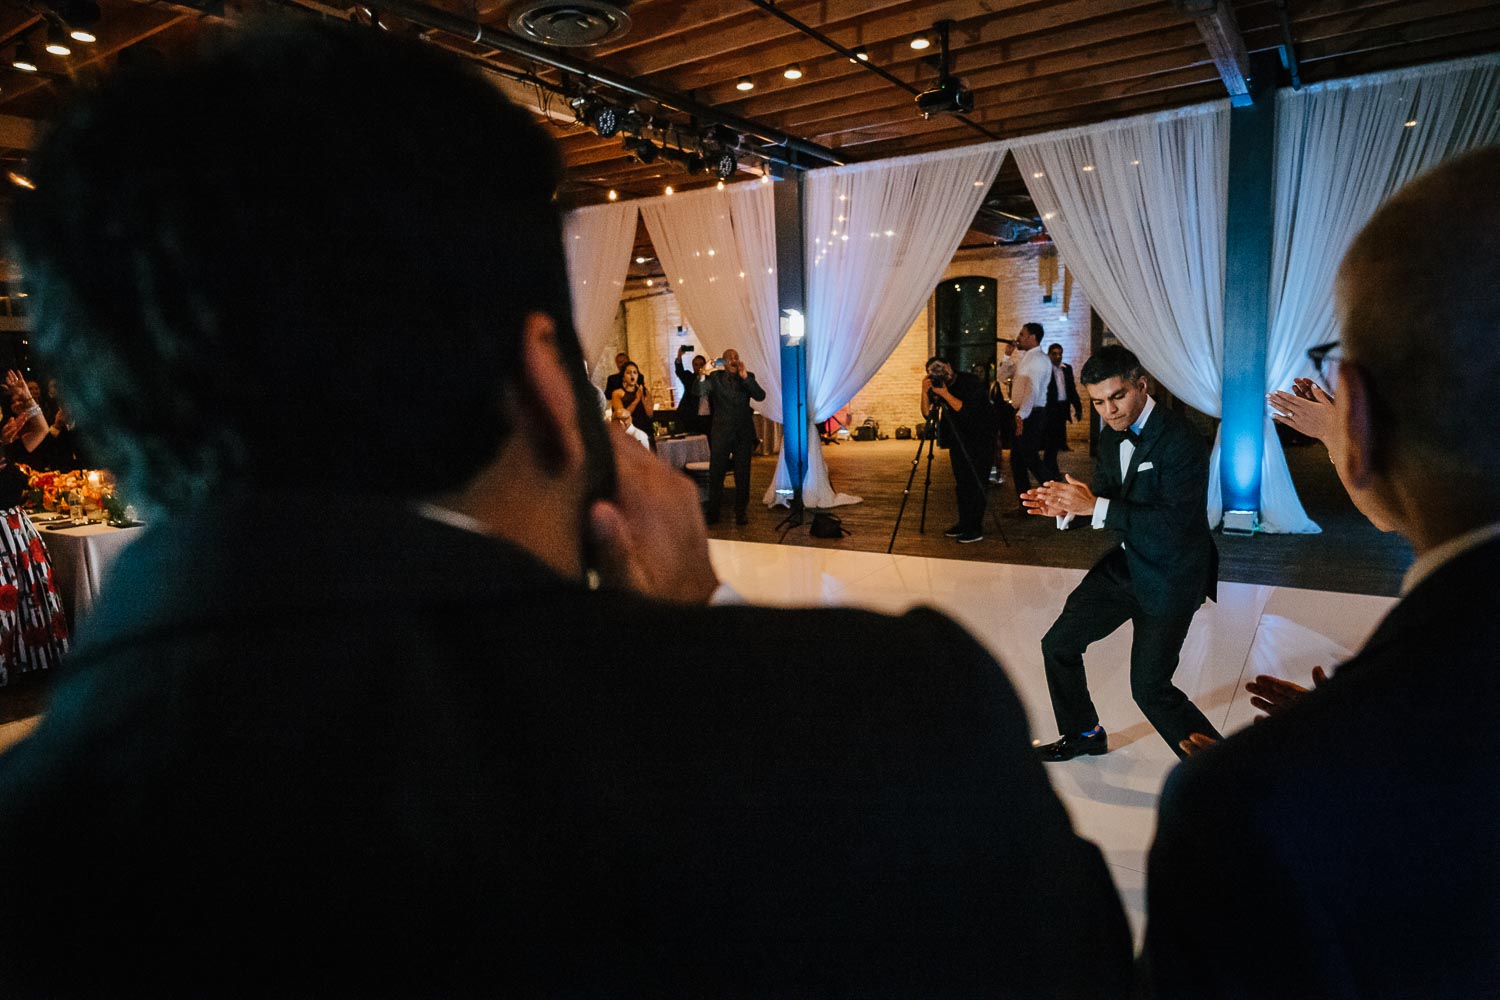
[887,402,1009,554]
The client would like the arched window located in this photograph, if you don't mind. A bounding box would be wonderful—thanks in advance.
[933,276,997,378]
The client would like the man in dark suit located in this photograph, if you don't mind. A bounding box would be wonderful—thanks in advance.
[1043,342,1083,470]
[922,355,996,544]
[697,347,765,525]
[1145,146,1500,999]
[1022,345,1220,760]
[0,26,1133,997]
[673,344,712,438]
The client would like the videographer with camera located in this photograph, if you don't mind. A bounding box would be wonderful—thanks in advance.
[920,355,995,544]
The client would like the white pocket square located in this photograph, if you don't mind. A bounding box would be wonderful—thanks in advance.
[1137,461,1154,472]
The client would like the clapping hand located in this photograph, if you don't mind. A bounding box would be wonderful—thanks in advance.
[1245,666,1328,719]
[1267,379,1335,443]
[1023,474,1096,517]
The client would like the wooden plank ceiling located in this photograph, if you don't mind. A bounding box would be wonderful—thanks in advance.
[0,0,1494,281]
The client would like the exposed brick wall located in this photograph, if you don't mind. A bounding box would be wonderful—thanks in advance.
[847,242,1093,442]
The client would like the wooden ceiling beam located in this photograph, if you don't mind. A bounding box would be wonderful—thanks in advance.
[774,45,1211,138]
[1296,20,1500,74]
[707,20,1206,122]
[0,8,192,117]
[1173,0,1256,104]
[1289,7,1500,64]
[647,0,1170,98]
[1239,0,1500,56]
[604,0,982,79]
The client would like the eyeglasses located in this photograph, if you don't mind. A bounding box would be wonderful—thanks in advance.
[1307,340,1342,380]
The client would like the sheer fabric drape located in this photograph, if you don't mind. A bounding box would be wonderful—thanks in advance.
[1014,104,1236,526]
[1264,55,1500,517]
[771,144,1007,507]
[562,202,638,387]
[640,183,784,423]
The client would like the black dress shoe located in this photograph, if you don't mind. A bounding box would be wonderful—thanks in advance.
[1034,729,1108,762]
[943,523,964,537]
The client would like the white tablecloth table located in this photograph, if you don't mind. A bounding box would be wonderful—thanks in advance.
[656,434,710,470]
[31,519,145,627]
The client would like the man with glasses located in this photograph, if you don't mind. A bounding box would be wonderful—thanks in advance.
[1147,147,1500,997]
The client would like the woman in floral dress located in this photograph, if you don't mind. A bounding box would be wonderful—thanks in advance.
[0,370,67,686]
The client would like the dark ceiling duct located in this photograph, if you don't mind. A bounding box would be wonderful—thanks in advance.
[343,0,843,169]
[507,0,632,48]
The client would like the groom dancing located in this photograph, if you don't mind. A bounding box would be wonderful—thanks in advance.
[1022,346,1219,760]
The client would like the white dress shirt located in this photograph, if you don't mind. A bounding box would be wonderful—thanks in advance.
[1014,347,1054,419]
[1057,395,1156,531]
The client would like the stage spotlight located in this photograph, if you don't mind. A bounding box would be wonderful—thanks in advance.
[590,103,622,138]
[714,149,737,180]
[12,42,38,72]
[736,76,753,91]
[623,134,658,165]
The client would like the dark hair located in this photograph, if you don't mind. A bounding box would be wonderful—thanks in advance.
[621,362,641,382]
[1047,343,1063,353]
[925,355,953,369]
[1022,322,1045,342]
[11,23,598,507]
[1079,345,1147,387]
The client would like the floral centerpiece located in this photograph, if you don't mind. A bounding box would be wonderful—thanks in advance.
[19,467,120,520]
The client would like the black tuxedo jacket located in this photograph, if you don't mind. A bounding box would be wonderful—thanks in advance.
[1056,363,1082,420]
[1146,535,1500,998]
[1090,405,1217,618]
[0,492,1131,998]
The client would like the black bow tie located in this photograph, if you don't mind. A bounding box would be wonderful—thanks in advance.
[1123,429,1141,445]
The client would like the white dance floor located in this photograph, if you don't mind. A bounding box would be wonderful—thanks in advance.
[711,538,1397,944]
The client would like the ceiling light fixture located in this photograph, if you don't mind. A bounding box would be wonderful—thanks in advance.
[12,41,38,72]
[664,185,674,195]
[6,170,35,190]
[849,45,869,63]
[1404,119,1418,127]
[736,76,754,91]
[910,35,930,50]
[69,27,96,43]
[45,24,71,56]
[716,180,725,190]
[783,64,803,80]
[607,189,618,201]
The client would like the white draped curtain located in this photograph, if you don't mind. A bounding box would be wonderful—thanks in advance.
[639,183,784,428]
[562,201,639,386]
[771,143,1008,507]
[1268,54,1500,418]
[1013,104,1242,527]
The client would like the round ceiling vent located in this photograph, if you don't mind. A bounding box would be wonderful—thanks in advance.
[508,1,633,47]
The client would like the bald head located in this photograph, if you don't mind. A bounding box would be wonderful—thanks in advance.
[1336,147,1500,497]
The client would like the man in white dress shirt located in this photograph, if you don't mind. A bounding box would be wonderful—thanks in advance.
[1008,322,1056,509]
